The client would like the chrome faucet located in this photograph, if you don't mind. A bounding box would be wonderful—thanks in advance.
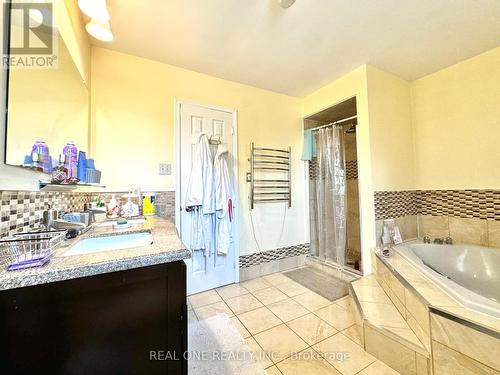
[42,206,86,231]
[42,204,58,230]
[423,236,453,245]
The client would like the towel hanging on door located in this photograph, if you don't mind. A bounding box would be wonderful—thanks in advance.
[185,133,215,256]
[214,146,233,255]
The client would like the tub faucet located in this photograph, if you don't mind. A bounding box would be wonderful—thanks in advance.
[423,236,431,244]
[431,237,453,245]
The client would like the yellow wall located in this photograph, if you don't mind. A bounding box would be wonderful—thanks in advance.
[301,65,415,273]
[58,0,91,85]
[0,0,90,190]
[6,35,88,167]
[411,46,500,189]
[366,66,414,191]
[91,47,306,255]
[3,0,498,271]
[302,65,376,273]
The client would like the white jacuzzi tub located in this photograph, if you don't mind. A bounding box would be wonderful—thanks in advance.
[395,242,500,318]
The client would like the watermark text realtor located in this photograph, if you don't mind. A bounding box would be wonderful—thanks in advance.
[4,1,58,69]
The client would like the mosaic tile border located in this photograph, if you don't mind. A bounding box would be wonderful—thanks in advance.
[374,191,417,220]
[0,190,175,238]
[417,190,500,220]
[308,160,318,180]
[308,160,358,180]
[346,160,358,180]
[374,189,500,221]
[239,243,310,268]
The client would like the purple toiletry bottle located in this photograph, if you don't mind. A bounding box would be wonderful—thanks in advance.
[31,139,52,173]
[63,142,78,178]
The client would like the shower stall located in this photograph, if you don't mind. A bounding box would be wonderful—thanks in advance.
[305,97,362,275]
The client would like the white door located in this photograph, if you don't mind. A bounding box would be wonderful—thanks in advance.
[177,102,238,295]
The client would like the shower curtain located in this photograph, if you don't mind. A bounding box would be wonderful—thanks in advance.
[314,127,347,266]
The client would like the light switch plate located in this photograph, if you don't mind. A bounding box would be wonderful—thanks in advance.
[159,163,171,175]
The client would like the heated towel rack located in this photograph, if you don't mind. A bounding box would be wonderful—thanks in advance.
[249,142,291,209]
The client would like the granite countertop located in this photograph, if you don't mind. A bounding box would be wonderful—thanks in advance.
[0,216,190,291]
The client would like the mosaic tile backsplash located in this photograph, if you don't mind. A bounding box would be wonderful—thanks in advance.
[374,190,500,221]
[417,190,500,220]
[374,189,500,246]
[0,190,175,238]
[374,191,418,220]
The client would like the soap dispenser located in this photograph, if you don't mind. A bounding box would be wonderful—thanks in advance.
[121,194,139,218]
[142,194,155,216]
[107,194,119,219]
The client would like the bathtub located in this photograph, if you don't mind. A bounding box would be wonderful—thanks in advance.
[395,242,500,318]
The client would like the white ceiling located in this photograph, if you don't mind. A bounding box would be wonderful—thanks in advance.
[94,0,500,96]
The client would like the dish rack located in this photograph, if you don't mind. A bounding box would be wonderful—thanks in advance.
[0,230,66,271]
[249,142,291,209]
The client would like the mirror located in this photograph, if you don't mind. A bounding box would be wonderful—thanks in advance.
[4,4,89,175]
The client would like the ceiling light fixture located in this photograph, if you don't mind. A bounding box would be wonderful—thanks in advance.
[78,0,110,22]
[279,0,296,8]
[85,19,114,42]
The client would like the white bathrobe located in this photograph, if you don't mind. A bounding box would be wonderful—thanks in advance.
[185,133,215,256]
[214,147,233,255]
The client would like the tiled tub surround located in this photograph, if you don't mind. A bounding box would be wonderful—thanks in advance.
[0,216,189,291]
[0,190,176,238]
[374,190,420,246]
[349,274,431,375]
[374,189,500,247]
[371,250,500,375]
[396,241,500,318]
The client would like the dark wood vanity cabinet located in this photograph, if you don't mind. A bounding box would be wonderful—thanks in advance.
[0,261,187,375]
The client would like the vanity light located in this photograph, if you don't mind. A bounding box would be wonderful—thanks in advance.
[78,0,110,22]
[85,19,114,42]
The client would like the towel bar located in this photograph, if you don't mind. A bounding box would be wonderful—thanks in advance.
[249,142,291,209]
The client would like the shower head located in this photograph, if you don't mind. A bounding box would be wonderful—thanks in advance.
[345,124,356,134]
[279,0,296,8]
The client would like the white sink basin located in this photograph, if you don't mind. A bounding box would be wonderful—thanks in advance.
[63,232,154,256]
[96,218,147,227]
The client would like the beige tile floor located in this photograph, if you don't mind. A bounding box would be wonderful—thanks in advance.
[188,271,402,375]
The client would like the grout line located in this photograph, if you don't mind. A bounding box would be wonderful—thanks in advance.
[352,358,378,375]
[249,287,289,306]
[226,301,264,316]
[193,272,374,366]
[195,291,387,374]
[189,299,224,310]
